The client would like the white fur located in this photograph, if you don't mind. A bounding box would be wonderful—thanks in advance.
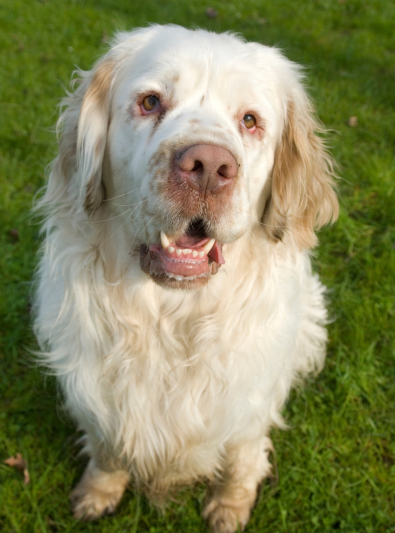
[34,25,337,532]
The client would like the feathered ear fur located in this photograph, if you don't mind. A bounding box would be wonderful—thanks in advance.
[76,58,115,215]
[40,56,115,218]
[263,87,339,249]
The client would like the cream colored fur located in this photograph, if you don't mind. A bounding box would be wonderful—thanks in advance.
[34,25,338,532]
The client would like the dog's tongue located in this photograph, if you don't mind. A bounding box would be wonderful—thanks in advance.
[208,242,225,264]
[175,235,225,265]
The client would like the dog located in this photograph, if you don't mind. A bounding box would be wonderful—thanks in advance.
[34,24,338,532]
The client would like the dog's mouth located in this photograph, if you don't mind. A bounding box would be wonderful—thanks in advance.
[140,219,225,288]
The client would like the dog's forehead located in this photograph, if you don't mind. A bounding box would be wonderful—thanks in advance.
[118,31,272,106]
[131,28,249,73]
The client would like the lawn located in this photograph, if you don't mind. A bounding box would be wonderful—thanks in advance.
[0,0,394,531]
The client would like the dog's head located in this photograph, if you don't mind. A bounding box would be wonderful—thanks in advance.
[50,25,338,290]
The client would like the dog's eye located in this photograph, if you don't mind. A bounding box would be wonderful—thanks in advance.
[242,114,256,130]
[142,95,160,113]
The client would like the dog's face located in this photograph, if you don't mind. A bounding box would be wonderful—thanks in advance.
[65,26,338,290]
[104,28,283,289]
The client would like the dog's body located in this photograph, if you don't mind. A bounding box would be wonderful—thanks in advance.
[35,25,338,532]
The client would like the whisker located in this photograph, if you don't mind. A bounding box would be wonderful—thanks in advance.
[91,193,158,223]
[129,210,155,253]
[100,203,144,246]
[91,207,136,223]
[103,185,146,202]
[111,192,158,209]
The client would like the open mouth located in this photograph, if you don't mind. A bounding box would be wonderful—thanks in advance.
[140,219,225,284]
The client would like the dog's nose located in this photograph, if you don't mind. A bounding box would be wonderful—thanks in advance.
[174,144,238,195]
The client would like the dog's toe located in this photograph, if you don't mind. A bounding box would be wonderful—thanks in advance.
[203,498,251,533]
[70,481,124,520]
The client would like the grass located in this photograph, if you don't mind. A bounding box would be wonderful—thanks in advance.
[0,0,394,531]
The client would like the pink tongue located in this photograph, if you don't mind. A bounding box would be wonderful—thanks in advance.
[208,242,225,265]
[174,235,225,265]
[175,234,208,248]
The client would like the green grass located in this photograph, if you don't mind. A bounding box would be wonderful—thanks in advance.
[1,0,394,531]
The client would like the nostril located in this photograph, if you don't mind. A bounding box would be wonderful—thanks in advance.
[191,160,203,172]
[217,165,229,178]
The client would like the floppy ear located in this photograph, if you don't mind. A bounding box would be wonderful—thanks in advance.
[75,57,115,215]
[42,56,115,218]
[262,87,339,249]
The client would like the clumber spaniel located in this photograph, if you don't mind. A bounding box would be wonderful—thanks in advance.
[34,25,338,532]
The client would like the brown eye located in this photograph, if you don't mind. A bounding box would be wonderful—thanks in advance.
[242,114,256,129]
[142,95,160,112]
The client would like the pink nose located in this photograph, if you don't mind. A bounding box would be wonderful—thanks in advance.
[174,144,238,195]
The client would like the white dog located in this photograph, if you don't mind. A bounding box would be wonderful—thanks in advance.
[34,25,338,532]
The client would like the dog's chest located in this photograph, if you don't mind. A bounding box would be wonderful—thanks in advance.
[104,310,269,481]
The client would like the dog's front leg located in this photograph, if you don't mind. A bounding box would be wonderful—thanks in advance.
[203,436,272,533]
[70,457,130,520]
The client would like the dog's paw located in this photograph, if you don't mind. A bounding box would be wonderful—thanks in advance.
[203,497,251,533]
[70,482,124,520]
[70,463,129,520]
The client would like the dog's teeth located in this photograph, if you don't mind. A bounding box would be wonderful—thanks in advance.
[199,251,205,258]
[168,246,175,253]
[176,249,182,256]
[202,238,215,254]
[192,251,198,258]
[183,248,192,255]
[160,231,170,250]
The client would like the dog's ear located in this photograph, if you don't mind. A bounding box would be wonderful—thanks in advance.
[262,85,339,249]
[75,57,115,215]
[45,56,115,217]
